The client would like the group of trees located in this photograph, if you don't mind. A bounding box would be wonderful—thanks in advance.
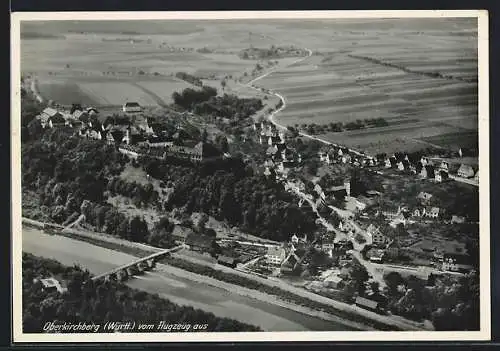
[175,72,203,87]
[240,45,306,60]
[383,271,479,330]
[137,156,317,242]
[22,253,260,333]
[107,177,160,209]
[349,54,476,84]
[192,93,263,121]
[22,129,129,221]
[296,118,389,135]
[172,86,218,110]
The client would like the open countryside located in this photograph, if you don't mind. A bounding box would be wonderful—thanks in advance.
[19,16,481,337]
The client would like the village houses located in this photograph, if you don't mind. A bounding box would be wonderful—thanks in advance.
[266,245,287,266]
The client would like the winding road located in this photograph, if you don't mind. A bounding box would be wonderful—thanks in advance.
[240,48,368,158]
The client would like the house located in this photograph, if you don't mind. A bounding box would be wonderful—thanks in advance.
[323,274,345,289]
[318,151,326,162]
[269,135,282,146]
[185,232,218,255]
[266,145,279,157]
[425,165,435,179]
[413,208,424,217]
[122,102,142,113]
[390,212,408,228]
[35,277,67,294]
[428,207,440,219]
[438,161,449,173]
[436,170,449,183]
[88,130,102,140]
[435,171,442,183]
[355,296,382,313]
[321,241,336,253]
[369,249,386,263]
[72,109,89,122]
[118,144,142,159]
[266,246,287,265]
[442,253,474,273]
[417,192,433,204]
[86,107,99,115]
[397,161,405,171]
[171,225,193,244]
[38,108,66,128]
[384,158,391,168]
[457,164,475,178]
[366,224,387,246]
[166,142,221,163]
[420,157,429,166]
[419,165,428,178]
[291,234,299,244]
[451,215,466,224]
[217,255,238,268]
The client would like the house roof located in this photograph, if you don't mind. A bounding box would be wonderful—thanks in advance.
[417,192,433,200]
[217,255,236,264]
[324,274,343,284]
[124,102,141,107]
[42,107,60,118]
[40,277,60,288]
[266,146,279,155]
[369,249,386,259]
[73,110,89,119]
[355,296,379,309]
[458,164,475,174]
[430,207,440,214]
[267,246,286,257]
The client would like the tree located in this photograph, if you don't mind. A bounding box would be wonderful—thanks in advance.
[369,281,380,294]
[350,263,369,295]
[384,271,404,296]
[201,129,208,143]
[129,216,149,243]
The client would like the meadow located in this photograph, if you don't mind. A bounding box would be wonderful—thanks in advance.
[21,18,479,154]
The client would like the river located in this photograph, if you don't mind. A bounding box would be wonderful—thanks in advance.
[22,227,355,332]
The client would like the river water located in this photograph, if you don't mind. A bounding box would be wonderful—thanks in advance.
[22,227,355,332]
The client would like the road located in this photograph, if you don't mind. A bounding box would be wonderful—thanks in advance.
[241,48,367,159]
[22,226,356,332]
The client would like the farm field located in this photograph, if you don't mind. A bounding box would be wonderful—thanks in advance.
[253,20,478,155]
[21,18,479,155]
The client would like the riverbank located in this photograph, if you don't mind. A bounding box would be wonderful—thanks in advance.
[22,225,362,331]
[21,217,427,331]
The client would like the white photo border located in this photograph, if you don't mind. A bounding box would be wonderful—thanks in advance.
[11,10,491,343]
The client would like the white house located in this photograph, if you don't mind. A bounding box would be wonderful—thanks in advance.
[366,224,387,246]
[123,102,142,113]
[428,207,440,218]
[385,159,391,168]
[457,164,475,178]
[266,246,287,265]
[435,172,442,183]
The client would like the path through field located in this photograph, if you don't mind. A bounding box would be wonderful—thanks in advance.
[242,49,370,157]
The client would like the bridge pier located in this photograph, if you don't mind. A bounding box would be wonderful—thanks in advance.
[146,259,155,269]
[126,267,134,276]
[104,275,111,283]
[117,269,128,282]
[136,262,144,274]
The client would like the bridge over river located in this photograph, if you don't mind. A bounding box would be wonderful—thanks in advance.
[92,244,186,282]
